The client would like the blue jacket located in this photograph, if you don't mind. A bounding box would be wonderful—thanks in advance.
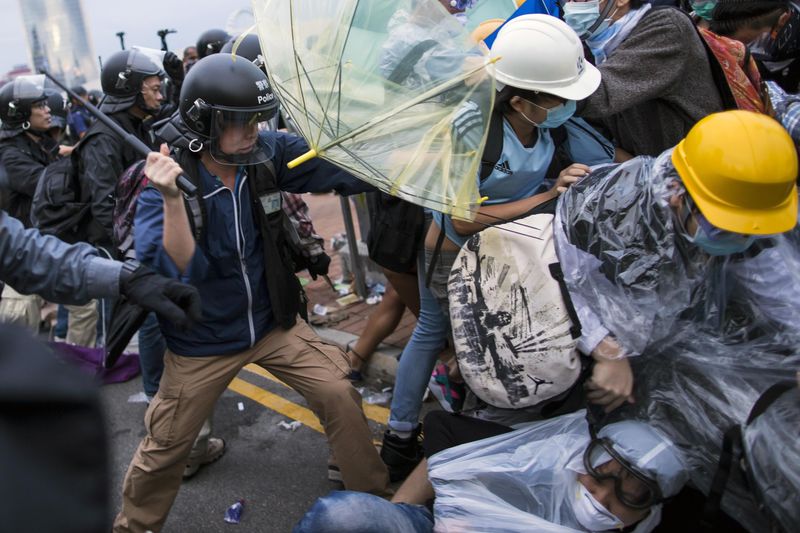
[135,131,372,357]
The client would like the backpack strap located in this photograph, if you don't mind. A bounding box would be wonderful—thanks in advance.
[479,109,505,182]
[425,226,447,289]
[549,263,583,340]
[745,380,795,425]
[386,39,438,85]
[184,194,204,243]
[174,151,205,243]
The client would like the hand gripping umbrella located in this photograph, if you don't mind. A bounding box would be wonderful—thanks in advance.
[251,0,497,220]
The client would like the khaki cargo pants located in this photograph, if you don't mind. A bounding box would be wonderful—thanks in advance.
[113,319,389,533]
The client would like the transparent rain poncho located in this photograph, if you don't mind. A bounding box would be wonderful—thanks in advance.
[741,385,800,532]
[551,148,800,531]
[252,0,495,219]
[554,149,800,356]
[629,332,799,532]
[428,410,687,533]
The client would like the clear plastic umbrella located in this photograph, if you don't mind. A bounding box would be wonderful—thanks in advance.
[251,0,497,219]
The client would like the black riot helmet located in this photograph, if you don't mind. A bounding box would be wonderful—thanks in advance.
[179,54,279,165]
[100,49,164,113]
[219,34,265,70]
[0,75,48,129]
[196,29,231,59]
[45,90,68,131]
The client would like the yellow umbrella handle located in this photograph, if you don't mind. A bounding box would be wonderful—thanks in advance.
[287,148,318,169]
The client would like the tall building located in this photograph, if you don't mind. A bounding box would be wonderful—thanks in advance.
[17,0,99,87]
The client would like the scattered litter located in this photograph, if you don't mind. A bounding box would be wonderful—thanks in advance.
[278,420,303,431]
[224,499,245,524]
[127,392,149,404]
[298,276,311,287]
[333,276,346,285]
[334,283,351,293]
[363,390,392,405]
[336,293,362,307]
[366,294,382,305]
[309,310,350,327]
[237,402,245,412]
[356,386,393,405]
[369,282,386,295]
[337,286,352,296]
[312,303,328,316]
[331,234,347,251]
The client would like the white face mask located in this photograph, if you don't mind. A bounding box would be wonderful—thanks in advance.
[569,476,625,531]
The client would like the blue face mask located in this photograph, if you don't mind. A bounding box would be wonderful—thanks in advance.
[520,99,577,129]
[564,0,612,39]
[690,224,757,256]
[682,202,757,256]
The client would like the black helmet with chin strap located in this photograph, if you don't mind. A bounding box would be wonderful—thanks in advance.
[196,29,231,59]
[178,54,279,164]
[100,49,164,114]
[0,75,48,130]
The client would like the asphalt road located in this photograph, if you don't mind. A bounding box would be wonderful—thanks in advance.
[102,365,394,533]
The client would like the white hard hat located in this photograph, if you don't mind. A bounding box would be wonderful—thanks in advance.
[486,14,601,101]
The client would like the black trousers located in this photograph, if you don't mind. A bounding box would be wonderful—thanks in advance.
[422,411,514,458]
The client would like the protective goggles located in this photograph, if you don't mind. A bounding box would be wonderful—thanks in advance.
[583,437,664,510]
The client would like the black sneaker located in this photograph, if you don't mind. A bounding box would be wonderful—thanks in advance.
[380,425,423,482]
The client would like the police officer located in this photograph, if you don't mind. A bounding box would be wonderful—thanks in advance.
[0,76,61,327]
[0,75,58,228]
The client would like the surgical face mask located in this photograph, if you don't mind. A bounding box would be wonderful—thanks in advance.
[564,0,611,39]
[519,99,577,129]
[681,199,758,256]
[689,222,757,256]
[569,476,625,531]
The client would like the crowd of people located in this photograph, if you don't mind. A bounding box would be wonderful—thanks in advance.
[0,0,799,532]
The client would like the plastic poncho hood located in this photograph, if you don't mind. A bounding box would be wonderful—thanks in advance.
[429,411,686,532]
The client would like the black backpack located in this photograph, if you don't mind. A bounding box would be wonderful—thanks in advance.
[30,132,98,244]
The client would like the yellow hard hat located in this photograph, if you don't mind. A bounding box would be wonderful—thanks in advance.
[471,18,505,43]
[672,110,798,235]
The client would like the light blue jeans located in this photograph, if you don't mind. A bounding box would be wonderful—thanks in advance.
[293,491,434,533]
[388,249,457,433]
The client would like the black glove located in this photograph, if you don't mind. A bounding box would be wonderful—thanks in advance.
[162,51,184,84]
[119,260,201,329]
[307,252,331,280]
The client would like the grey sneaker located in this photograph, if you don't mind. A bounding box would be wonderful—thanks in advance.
[183,437,226,479]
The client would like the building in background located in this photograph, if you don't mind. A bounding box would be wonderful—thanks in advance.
[17,0,99,87]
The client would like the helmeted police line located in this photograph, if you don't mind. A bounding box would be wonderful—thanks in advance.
[161,53,308,329]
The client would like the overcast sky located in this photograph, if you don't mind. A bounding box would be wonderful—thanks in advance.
[0,0,252,75]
